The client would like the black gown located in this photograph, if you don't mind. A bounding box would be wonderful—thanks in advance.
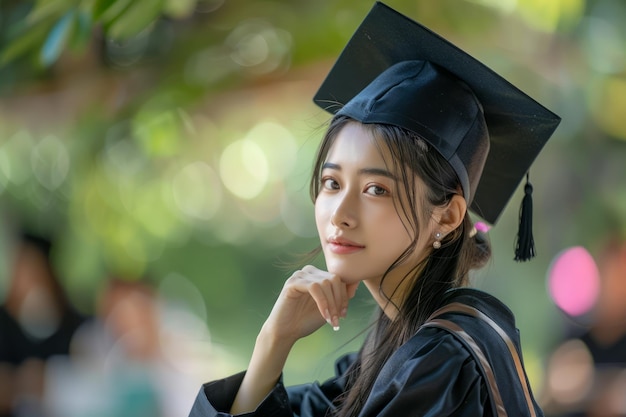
[189,288,544,417]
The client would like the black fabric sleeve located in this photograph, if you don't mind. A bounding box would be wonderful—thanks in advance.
[188,353,357,417]
[287,353,355,416]
[189,371,291,417]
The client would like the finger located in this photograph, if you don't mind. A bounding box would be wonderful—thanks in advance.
[292,267,343,330]
[312,279,344,330]
[283,271,311,298]
[319,279,340,328]
[331,276,348,319]
[323,277,343,328]
[301,264,319,274]
[308,281,333,325]
[285,266,325,292]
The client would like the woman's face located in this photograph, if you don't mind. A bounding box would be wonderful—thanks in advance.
[315,122,435,292]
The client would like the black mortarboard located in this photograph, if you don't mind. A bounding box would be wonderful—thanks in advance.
[313,2,561,260]
[313,2,561,259]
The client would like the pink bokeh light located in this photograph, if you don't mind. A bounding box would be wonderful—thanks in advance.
[548,246,600,317]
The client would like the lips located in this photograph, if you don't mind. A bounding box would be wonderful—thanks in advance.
[329,236,364,247]
[327,236,365,254]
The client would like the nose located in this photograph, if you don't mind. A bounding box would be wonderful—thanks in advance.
[330,190,357,229]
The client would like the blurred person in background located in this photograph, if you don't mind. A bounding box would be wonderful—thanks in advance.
[0,229,86,417]
[44,277,199,417]
[542,228,626,417]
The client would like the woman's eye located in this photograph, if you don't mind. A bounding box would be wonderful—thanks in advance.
[323,178,339,190]
[365,185,388,196]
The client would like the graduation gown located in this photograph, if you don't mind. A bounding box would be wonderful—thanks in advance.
[189,288,543,417]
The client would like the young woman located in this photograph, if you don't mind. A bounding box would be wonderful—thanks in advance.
[189,3,561,417]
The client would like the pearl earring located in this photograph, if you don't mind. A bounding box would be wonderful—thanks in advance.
[433,232,442,249]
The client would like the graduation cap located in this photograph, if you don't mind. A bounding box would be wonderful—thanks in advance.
[313,2,561,261]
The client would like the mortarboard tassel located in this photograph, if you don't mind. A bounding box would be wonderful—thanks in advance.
[514,173,535,262]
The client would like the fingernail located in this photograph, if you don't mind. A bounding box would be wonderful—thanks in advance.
[333,325,340,331]
[325,309,331,324]
[341,308,348,318]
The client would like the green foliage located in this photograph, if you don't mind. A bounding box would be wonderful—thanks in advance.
[0,0,198,68]
[102,0,164,40]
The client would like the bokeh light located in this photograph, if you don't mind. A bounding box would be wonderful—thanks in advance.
[104,30,151,68]
[171,161,223,221]
[184,46,234,87]
[245,121,298,182]
[546,339,594,406]
[133,110,183,157]
[219,139,269,200]
[547,246,600,317]
[30,134,70,191]
[280,190,316,238]
[0,130,34,192]
[226,19,292,75]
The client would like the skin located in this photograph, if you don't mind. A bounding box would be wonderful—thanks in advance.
[230,121,466,414]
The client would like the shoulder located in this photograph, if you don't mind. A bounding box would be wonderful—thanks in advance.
[364,328,488,415]
[388,287,521,373]
[422,287,544,417]
[375,287,511,385]
[441,287,516,323]
[434,287,519,344]
[374,319,483,388]
[395,326,480,381]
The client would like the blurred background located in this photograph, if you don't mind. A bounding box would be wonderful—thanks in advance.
[0,0,625,416]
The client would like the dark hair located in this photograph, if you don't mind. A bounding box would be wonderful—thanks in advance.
[309,115,491,417]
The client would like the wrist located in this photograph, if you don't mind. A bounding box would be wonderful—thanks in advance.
[257,323,296,353]
[244,327,293,387]
[259,317,301,347]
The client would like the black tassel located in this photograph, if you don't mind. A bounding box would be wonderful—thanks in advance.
[514,173,535,262]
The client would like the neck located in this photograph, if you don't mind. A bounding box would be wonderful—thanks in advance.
[363,280,400,320]
[363,262,425,320]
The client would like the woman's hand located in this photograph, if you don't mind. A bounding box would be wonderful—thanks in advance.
[262,265,360,346]
[230,266,359,414]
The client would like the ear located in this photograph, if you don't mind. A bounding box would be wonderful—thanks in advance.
[433,194,467,236]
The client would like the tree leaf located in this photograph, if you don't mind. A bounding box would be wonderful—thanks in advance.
[0,23,51,66]
[106,0,164,40]
[97,0,133,24]
[92,0,117,20]
[69,10,94,51]
[40,11,76,67]
[27,0,75,25]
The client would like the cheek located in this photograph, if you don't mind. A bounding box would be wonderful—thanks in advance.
[382,204,415,239]
[384,218,414,247]
[383,209,429,261]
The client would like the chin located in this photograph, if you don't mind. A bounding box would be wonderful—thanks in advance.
[325,262,351,279]
[324,263,366,284]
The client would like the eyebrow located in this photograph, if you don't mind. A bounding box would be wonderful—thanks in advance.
[322,162,397,181]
